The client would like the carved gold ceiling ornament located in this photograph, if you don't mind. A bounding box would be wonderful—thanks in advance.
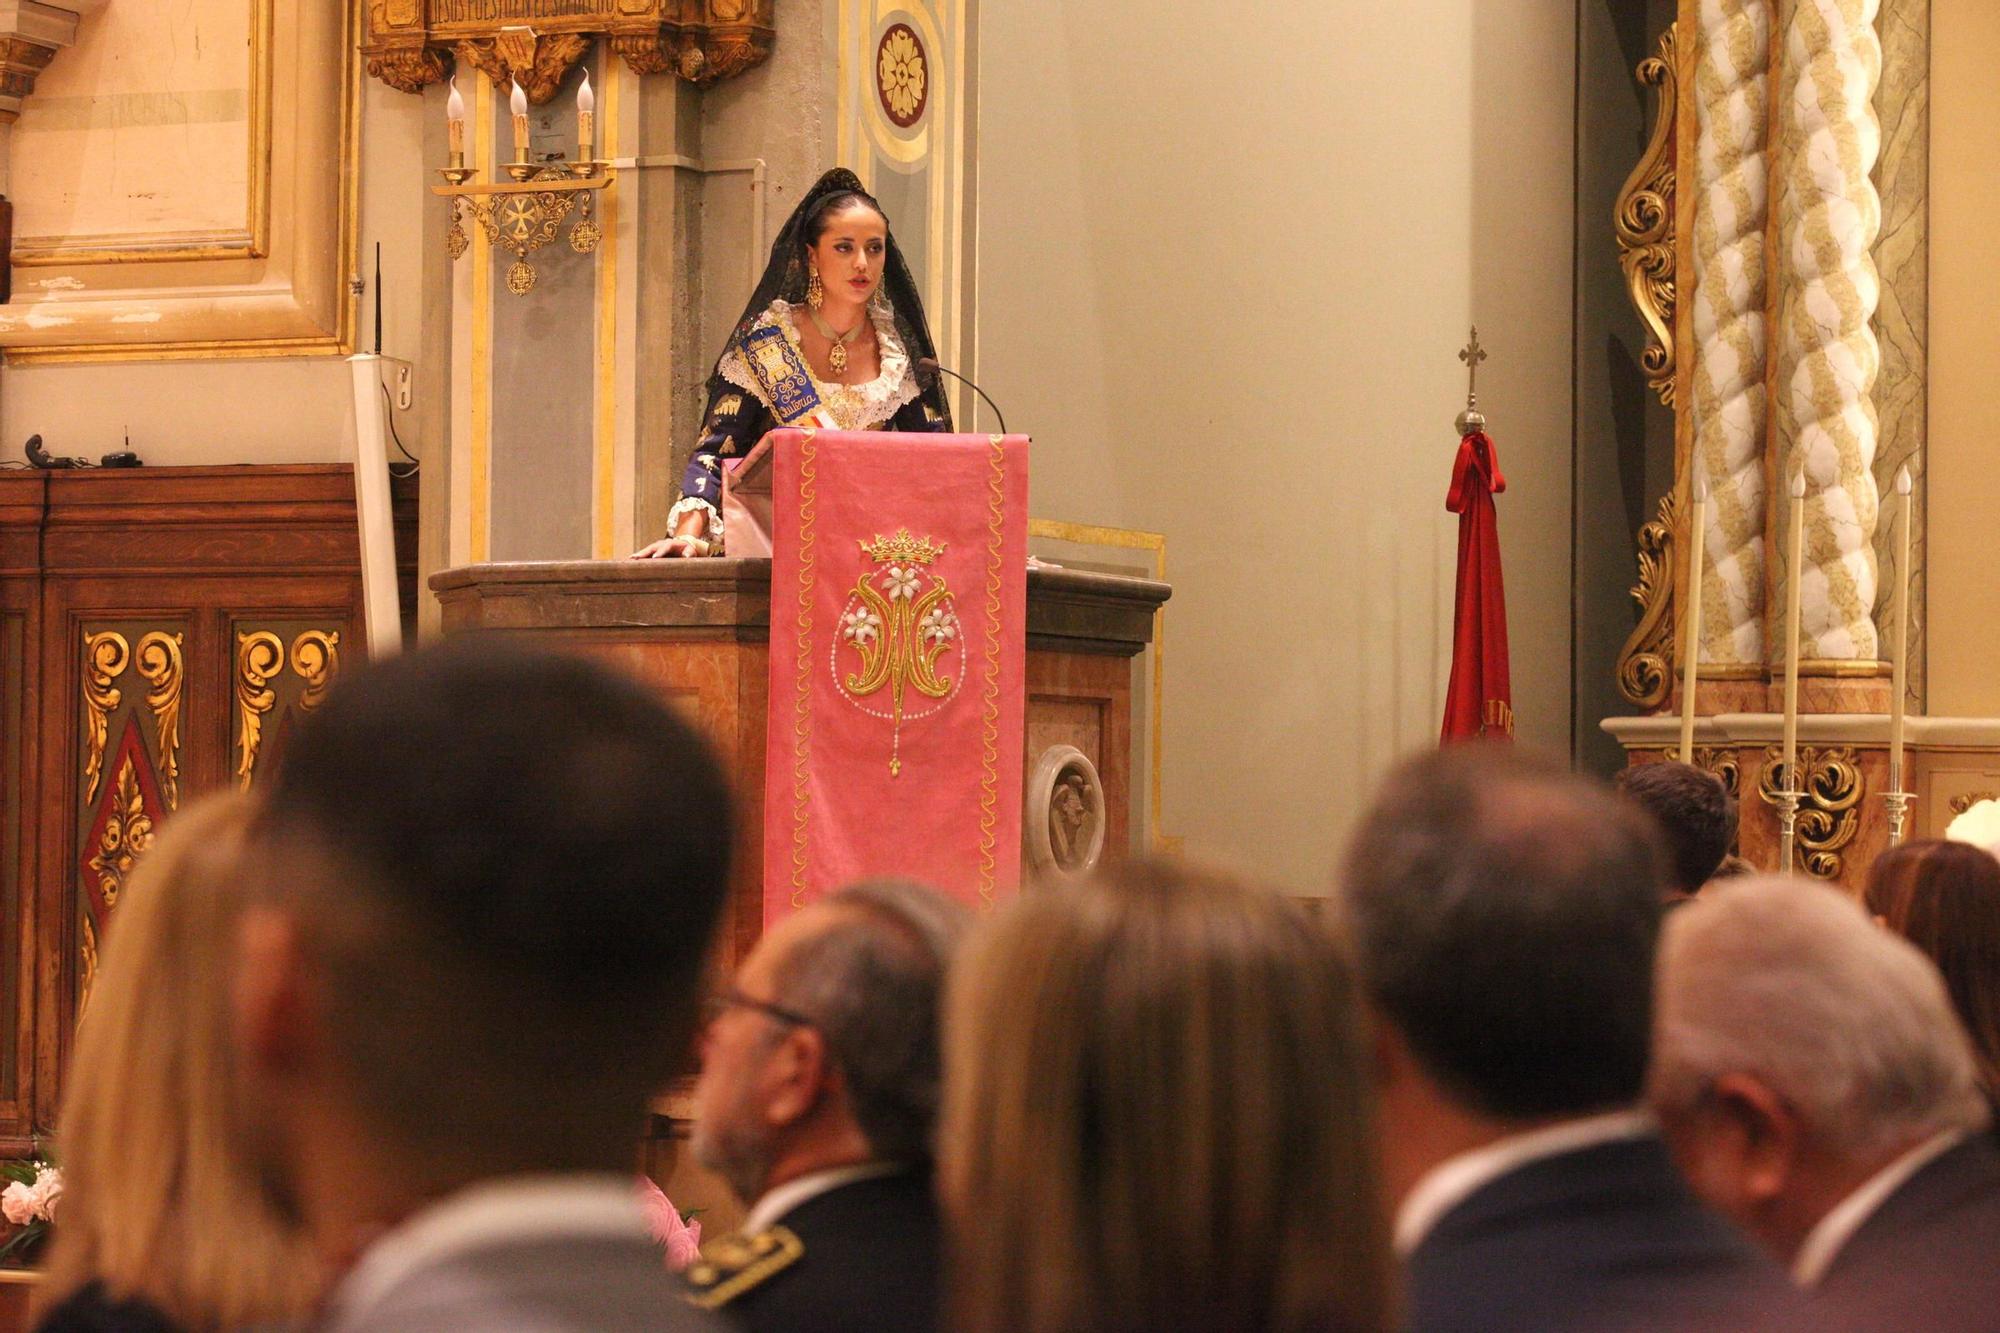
[1757,744,1862,879]
[1615,489,1682,709]
[362,0,776,97]
[1614,23,1677,408]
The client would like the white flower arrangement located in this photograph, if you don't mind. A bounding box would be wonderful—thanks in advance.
[1945,798,2000,855]
[0,1157,59,1264]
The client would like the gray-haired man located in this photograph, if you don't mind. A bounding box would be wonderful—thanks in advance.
[684,882,967,1333]
[1651,875,2000,1329]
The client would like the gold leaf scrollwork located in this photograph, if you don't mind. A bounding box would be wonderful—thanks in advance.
[1951,791,1998,816]
[135,631,184,810]
[1758,745,1863,879]
[88,755,156,915]
[290,630,341,712]
[1693,746,1741,800]
[81,631,131,804]
[1616,490,1682,709]
[1614,22,1678,407]
[235,631,285,790]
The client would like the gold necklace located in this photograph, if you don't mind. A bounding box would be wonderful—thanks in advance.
[807,307,865,375]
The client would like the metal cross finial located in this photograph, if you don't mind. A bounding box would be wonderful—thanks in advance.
[1458,327,1487,404]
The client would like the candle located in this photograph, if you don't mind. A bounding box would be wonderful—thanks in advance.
[1679,469,1709,764]
[446,78,466,163]
[577,71,595,164]
[510,80,529,161]
[1780,467,1806,870]
[1890,464,1913,795]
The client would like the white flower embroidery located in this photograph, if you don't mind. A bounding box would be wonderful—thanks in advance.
[841,608,882,645]
[882,566,922,601]
[920,607,957,645]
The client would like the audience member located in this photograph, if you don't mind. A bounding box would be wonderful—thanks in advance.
[36,795,321,1333]
[234,641,733,1331]
[941,861,1390,1333]
[1612,760,1736,900]
[1337,747,1789,1333]
[684,881,967,1332]
[1650,876,2000,1329]
[1864,838,2000,1101]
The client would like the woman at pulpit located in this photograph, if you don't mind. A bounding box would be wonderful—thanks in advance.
[635,167,953,558]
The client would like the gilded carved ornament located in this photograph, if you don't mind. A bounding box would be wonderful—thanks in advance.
[80,630,129,805]
[236,629,343,788]
[361,0,776,98]
[1757,745,1862,879]
[1614,23,1678,409]
[1615,490,1681,710]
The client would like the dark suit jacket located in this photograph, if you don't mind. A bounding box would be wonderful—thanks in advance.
[720,1170,941,1333]
[1404,1135,1794,1333]
[1813,1136,2000,1332]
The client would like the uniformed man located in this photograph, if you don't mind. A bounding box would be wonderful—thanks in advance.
[684,881,967,1333]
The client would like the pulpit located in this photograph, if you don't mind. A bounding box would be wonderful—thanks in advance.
[431,556,1170,962]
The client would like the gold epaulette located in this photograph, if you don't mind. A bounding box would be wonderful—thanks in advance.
[682,1226,804,1309]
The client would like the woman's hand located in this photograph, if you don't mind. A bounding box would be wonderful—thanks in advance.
[632,535,713,559]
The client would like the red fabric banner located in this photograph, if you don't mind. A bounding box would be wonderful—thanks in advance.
[764,429,1029,922]
[1441,430,1514,742]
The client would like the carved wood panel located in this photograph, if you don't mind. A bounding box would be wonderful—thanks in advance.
[0,466,414,1155]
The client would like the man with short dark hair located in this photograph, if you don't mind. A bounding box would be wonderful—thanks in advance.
[684,881,967,1332]
[234,641,732,1331]
[1335,746,1790,1333]
[1613,760,1737,899]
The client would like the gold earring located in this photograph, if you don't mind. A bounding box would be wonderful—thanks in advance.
[807,266,824,310]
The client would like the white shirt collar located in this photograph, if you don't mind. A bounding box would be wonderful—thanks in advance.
[1792,1129,1966,1286]
[327,1172,647,1322]
[1393,1109,1655,1255]
[743,1162,905,1235]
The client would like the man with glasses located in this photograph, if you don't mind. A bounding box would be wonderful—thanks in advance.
[685,881,967,1333]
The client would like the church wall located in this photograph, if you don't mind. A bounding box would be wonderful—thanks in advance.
[0,61,427,469]
[1926,0,2000,718]
[975,1,1577,890]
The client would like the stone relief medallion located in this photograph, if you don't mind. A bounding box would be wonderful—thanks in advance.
[876,22,928,128]
[1025,745,1106,880]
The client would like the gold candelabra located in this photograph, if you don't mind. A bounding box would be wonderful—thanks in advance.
[433,75,611,295]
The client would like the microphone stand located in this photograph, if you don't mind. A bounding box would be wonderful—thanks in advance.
[917,358,1008,435]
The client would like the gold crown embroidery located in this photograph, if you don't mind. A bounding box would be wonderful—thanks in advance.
[858,528,947,566]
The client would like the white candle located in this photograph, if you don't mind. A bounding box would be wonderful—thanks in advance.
[446,77,466,159]
[1890,465,1913,791]
[1781,468,1807,859]
[1680,469,1709,764]
[577,71,595,162]
[510,80,529,157]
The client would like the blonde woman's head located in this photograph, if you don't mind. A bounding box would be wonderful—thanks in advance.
[941,861,1390,1333]
[41,792,320,1328]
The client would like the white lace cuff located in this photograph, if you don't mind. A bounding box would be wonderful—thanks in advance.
[665,497,723,551]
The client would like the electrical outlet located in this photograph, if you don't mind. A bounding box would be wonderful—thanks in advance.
[396,365,413,411]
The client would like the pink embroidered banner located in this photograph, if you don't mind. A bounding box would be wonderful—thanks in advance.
[764,429,1029,921]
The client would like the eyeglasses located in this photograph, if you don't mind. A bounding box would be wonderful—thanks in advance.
[702,988,815,1030]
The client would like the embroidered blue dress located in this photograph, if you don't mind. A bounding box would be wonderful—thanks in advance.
[666,299,948,552]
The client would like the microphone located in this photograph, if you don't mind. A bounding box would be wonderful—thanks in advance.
[916,358,1008,436]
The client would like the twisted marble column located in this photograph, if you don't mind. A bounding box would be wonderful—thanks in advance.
[1690,0,1773,667]
[1777,0,1882,661]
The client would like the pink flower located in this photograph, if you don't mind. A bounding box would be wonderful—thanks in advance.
[636,1177,703,1272]
[0,1182,34,1227]
[2,1167,62,1225]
